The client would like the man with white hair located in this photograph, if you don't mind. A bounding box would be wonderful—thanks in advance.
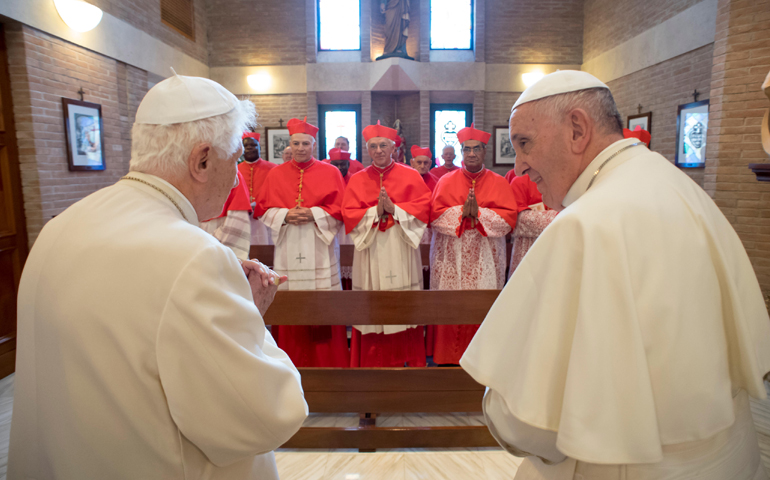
[9,74,308,480]
[432,145,459,178]
[460,71,770,479]
[254,117,349,368]
[342,121,431,367]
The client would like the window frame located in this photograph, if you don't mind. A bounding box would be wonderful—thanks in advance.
[430,103,474,168]
[318,104,363,162]
[429,0,475,51]
[317,0,362,52]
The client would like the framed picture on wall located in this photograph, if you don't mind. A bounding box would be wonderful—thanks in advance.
[675,99,709,168]
[266,127,290,164]
[62,98,105,171]
[627,112,652,147]
[492,125,517,166]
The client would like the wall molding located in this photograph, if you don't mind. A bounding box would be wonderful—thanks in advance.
[581,0,717,83]
[0,0,209,78]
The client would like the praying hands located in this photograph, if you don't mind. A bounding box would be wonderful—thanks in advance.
[284,206,314,225]
[462,190,479,220]
[377,187,396,218]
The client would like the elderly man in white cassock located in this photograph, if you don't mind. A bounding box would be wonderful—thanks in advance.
[460,70,770,480]
[9,74,308,480]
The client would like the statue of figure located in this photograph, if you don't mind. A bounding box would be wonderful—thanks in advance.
[393,119,407,163]
[762,70,769,158]
[376,0,414,61]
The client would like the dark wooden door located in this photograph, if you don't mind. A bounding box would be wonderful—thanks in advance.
[0,24,29,377]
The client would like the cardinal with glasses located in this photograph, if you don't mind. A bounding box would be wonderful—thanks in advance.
[428,124,517,365]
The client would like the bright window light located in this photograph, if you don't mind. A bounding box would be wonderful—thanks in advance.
[324,111,358,160]
[434,110,467,167]
[522,71,545,88]
[431,0,472,50]
[318,0,361,51]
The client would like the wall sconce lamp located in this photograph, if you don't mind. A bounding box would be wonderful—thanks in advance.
[54,0,104,33]
[247,73,272,92]
[522,71,545,88]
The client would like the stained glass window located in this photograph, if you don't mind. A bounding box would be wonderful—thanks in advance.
[318,0,361,51]
[433,109,468,167]
[430,0,473,50]
[323,110,358,160]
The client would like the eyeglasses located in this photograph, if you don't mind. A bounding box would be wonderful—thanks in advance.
[369,143,392,151]
[462,146,485,154]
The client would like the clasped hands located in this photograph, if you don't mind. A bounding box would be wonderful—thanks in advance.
[240,259,288,316]
[284,206,314,226]
[462,190,479,220]
[376,187,396,218]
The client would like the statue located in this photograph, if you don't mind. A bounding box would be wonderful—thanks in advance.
[762,70,769,158]
[393,119,407,163]
[376,0,414,61]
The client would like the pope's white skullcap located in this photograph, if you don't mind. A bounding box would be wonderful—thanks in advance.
[135,70,238,125]
[512,70,609,111]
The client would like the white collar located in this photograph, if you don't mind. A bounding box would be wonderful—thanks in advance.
[562,138,640,208]
[121,172,199,227]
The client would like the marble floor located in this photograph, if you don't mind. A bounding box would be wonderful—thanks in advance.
[0,375,767,480]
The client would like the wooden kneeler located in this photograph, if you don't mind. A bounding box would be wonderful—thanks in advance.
[263,290,501,451]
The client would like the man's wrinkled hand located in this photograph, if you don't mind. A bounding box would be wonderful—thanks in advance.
[241,259,288,316]
[285,206,314,225]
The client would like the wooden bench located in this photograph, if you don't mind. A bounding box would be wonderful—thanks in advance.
[263,290,501,450]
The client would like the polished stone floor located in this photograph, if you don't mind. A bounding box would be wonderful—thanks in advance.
[0,374,768,479]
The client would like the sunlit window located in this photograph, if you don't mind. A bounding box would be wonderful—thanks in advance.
[433,109,468,167]
[430,0,473,50]
[318,0,361,51]
[323,110,358,160]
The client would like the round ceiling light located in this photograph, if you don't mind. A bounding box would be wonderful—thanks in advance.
[54,0,104,33]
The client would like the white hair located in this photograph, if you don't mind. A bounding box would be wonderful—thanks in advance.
[519,87,623,136]
[129,99,257,178]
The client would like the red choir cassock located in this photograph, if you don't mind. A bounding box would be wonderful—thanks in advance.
[422,172,438,192]
[411,145,439,192]
[238,133,276,205]
[254,118,349,367]
[322,156,365,175]
[432,163,460,178]
[429,125,518,365]
[510,173,544,212]
[623,125,652,147]
[211,170,252,220]
[343,122,432,367]
[504,168,516,183]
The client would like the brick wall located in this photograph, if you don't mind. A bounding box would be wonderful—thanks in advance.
[247,94,309,156]
[372,93,397,127]
[6,24,147,246]
[483,91,519,176]
[397,93,420,154]
[485,0,583,64]
[705,0,770,294]
[207,0,307,66]
[608,44,715,187]
[583,0,703,61]
[90,0,209,64]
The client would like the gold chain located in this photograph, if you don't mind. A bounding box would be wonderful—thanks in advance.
[120,175,190,222]
[586,143,641,191]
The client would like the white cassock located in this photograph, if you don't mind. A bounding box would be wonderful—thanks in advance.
[460,138,770,480]
[261,207,342,291]
[250,208,274,245]
[351,205,426,335]
[9,172,308,480]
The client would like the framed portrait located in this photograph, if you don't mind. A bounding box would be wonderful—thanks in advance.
[627,112,652,147]
[675,100,709,168]
[62,98,105,171]
[492,125,516,166]
[266,127,290,164]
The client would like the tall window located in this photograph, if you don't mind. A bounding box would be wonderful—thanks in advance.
[318,0,361,50]
[161,0,195,40]
[431,104,473,168]
[318,105,363,161]
[430,0,473,50]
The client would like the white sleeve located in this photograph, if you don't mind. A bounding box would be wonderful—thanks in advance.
[349,206,379,251]
[310,206,342,246]
[483,388,566,465]
[157,245,308,467]
[260,207,290,244]
[393,204,427,249]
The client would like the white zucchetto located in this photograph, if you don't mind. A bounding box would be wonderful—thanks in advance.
[135,72,238,125]
[512,70,609,111]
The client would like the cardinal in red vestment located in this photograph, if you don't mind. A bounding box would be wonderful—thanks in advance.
[410,145,439,192]
[342,121,431,367]
[507,173,557,277]
[429,124,518,365]
[200,170,253,260]
[254,117,349,367]
[432,145,460,178]
[238,132,276,244]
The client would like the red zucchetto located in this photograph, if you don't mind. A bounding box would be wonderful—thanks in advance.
[363,120,399,143]
[456,123,491,145]
[410,145,432,158]
[242,132,260,141]
[287,116,319,137]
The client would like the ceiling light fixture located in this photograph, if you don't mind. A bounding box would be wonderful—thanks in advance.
[53,0,104,33]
